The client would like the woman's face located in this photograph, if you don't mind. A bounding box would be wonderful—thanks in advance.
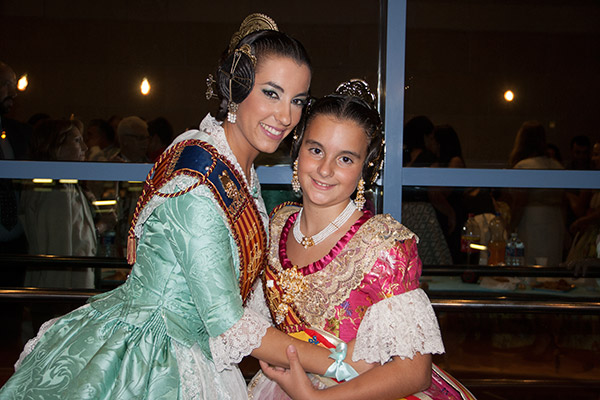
[298,114,368,209]
[56,127,87,161]
[227,55,311,162]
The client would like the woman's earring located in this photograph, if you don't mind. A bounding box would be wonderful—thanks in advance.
[291,159,301,193]
[355,178,365,210]
[227,101,239,123]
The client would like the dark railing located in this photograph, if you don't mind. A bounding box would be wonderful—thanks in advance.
[1,255,598,312]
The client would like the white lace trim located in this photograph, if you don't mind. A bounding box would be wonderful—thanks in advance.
[353,289,445,364]
[209,307,270,372]
[14,304,91,370]
[245,280,273,325]
[173,340,247,400]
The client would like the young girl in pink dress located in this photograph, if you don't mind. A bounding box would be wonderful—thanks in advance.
[250,80,476,399]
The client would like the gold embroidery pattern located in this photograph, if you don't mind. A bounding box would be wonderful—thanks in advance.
[266,209,416,328]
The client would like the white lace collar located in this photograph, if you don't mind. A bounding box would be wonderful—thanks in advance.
[196,114,257,192]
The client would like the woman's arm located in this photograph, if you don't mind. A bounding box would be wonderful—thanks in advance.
[251,329,373,375]
[261,345,431,400]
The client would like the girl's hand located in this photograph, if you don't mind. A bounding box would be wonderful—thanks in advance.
[260,345,321,400]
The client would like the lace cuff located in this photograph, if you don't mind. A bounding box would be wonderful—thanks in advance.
[245,280,273,325]
[209,306,270,372]
[353,288,445,364]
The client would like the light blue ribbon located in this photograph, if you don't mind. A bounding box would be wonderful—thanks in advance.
[323,342,359,382]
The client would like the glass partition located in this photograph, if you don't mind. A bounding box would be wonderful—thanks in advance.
[404,0,600,170]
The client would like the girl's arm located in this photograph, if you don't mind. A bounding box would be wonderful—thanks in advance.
[261,344,431,400]
[251,328,373,375]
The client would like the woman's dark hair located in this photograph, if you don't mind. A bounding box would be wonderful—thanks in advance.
[30,118,83,161]
[88,118,116,143]
[433,124,463,167]
[403,115,433,150]
[509,120,547,167]
[291,92,383,189]
[215,30,311,120]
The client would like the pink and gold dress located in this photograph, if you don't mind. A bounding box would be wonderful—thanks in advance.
[248,205,476,400]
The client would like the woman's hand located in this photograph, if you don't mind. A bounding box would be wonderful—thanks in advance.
[260,345,321,400]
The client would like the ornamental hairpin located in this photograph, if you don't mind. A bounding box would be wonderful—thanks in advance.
[334,79,377,108]
[205,74,217,100]
[228,13,279,55]
[235,44,256,66]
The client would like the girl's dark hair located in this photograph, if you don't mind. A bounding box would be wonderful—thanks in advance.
[291,92,383,189]
[215,30,311,120]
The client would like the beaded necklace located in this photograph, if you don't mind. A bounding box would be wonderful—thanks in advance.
[292,200,357,248]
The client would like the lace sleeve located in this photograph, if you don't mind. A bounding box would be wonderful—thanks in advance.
[245,279,273,325]
[209,306,270,372]
[352,288,445,364]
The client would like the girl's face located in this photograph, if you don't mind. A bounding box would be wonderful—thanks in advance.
[298,114,368,209]
[227,55,311,163]
[56,127,87,161]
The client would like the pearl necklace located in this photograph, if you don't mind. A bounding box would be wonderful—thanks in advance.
[293,201,357,248]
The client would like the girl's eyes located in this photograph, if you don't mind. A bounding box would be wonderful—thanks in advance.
[308,147,322,155]
[339,156,354,165]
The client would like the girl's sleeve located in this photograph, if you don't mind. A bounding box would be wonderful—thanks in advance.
[352,238,445,364]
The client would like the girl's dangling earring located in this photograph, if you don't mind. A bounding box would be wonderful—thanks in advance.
[291,159,301,193]
[355,178,365,210]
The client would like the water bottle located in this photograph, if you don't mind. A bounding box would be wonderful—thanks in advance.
[488,213,506,266]
[460,213,481,265]
[514,233,525,266]
[99,230,116,257]
[506,232,525,266]
[505,233,516,266]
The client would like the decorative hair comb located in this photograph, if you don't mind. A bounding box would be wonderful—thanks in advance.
[334,79,377,109]
[228,13,279,55]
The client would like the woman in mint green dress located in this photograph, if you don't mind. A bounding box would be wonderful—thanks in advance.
[0,14,368,400]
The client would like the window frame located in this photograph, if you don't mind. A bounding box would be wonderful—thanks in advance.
[1,0,598,222]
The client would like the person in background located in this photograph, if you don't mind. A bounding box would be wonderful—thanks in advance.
[431,124,467,263]
[0,60,29,367]
[546,143,563,166]
[0,61,28,254]
[146,116,174,162]
[401,116,452,265]
[566,141,600,267]
[508,121,566,267]
[565,135,591,170]
[86,118,119,162]
[403,115,438,168]
[20,119,99,288]
[109,116,151,255]
[111,115,150,163]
